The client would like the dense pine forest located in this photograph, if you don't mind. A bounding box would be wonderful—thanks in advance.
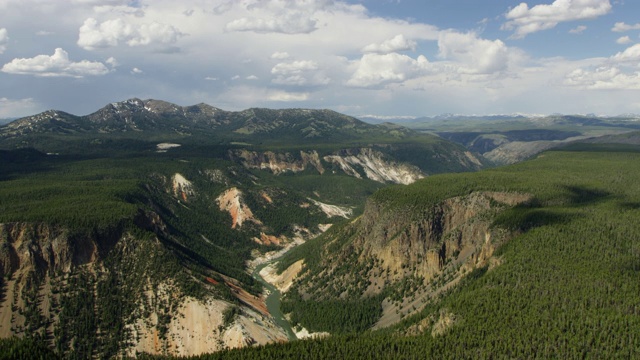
[2,99,640,358]
[168,144,640,359]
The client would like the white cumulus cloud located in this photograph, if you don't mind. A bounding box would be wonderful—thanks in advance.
[347,53,430,88]
[438,32,511,74]
[105,56,118,68]
[565,66,640,90]
[612,22,640,32]
[271,60,330,86]
[611,44,640,64]
[0,28,8,54]
[503,0,612,39]
[272,60,318,74]
[616,36,632,45]
[78,17,183,50]
[1,48,110,77]
[224,0,334,34]
[271,52,290,60]
[565,43,640,90]
[362,34,417,54]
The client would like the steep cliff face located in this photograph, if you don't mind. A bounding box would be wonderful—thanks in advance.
[0,223,108,277]
[356,192,531,284]
[229,149,325,175]
[324,148,425,185]
[126,283,287,357]
[0,214,289,357]
[0,222,114,340]
[288,191,532,328]
[229,147,426,185]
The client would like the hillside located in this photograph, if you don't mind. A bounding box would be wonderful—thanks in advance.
[224,144,640,358]
[0,100,486,357]
[0,98,485,181]
[399,114,640,165]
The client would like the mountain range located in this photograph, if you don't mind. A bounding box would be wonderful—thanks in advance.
[2,99,640,358]
[0,99,484,358]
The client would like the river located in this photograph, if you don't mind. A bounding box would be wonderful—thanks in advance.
[252,261,298,341]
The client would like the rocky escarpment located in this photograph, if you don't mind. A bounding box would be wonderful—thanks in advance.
[356,192,532,283]
[0,216,288,357]
[228,149,325,175]
[229,147,426,185]
[290,191,532,328]
[323,148,425,185]
[0,221,124,344]
[172,173,195,201]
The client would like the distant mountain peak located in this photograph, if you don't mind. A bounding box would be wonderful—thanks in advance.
[0,98,437,145]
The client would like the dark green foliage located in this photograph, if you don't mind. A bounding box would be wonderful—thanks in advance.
[281,292,383,334]
[202,145,640,359]
[222,305,238,328]
[0,337,60,360]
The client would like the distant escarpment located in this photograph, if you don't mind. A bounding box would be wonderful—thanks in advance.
[0,98,488,178]
[229,147,427,185]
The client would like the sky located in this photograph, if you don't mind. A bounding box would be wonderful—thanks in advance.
[1,0,640,119]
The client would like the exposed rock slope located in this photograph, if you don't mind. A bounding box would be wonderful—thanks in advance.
[324,148,425,185]
[287,191,532,328]
[0,216,288,357]
[216,188,262,229]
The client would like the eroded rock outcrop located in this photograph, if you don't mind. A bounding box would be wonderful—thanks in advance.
[324,148,425,185]
[0,215,288,357]
[230,147,427,185]
[309,199,353,219]
[259,260,304,293]
[216,188,262,229]
[128,288,287,357]
[0,222,116,277]
[357,191,532,283]
[172,173,195,201]
[229,149,325,175]
[290,191,532,329]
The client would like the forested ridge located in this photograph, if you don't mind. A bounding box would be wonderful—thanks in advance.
[2,99,467,356]
[0,146,381,357]
[172,144,640,359]
[2,99,640,358]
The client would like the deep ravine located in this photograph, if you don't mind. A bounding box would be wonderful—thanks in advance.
[252,261,298,341]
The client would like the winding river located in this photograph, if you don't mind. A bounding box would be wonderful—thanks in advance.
[252,262,298,341]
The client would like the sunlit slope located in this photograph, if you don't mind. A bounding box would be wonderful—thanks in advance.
[208,144,640,359]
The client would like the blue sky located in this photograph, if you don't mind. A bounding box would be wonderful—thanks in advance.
[1,0,640,118]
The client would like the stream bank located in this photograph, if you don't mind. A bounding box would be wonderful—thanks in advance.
[252,261,297,341]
